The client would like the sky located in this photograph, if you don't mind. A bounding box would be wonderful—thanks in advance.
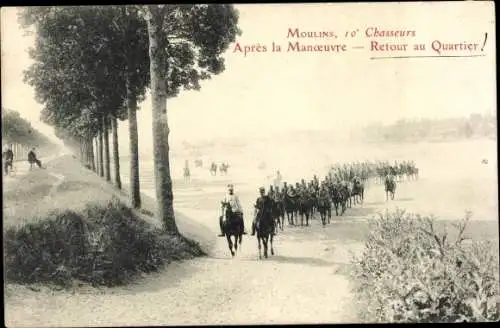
[1,2,496,154]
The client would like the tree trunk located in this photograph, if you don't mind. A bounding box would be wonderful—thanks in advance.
[146,7,179,235]
[126,74,142,208]
[103,115,111,182]
[95,137,100,175]
[79,138,85,163]
[89,136,96,172]
[111,116,122,189]
[98,122,104,177]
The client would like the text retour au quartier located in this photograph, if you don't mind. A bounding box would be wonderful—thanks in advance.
[234,27,479,54]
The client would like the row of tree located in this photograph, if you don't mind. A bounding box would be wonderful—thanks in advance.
[355,113,497,143]
[20,5,241,234]
[1,107,57,152]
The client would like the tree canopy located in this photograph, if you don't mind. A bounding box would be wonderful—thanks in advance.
[1,107,56,149]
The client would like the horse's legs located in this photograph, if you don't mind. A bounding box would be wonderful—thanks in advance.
[258,236,262,260]
[263,236,268,259]
[226,235,234,257]
[234,235,238,252]
[270,234,274,256]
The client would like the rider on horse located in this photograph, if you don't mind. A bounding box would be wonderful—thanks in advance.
[218,184,247,237]
[268,185,275,199]
[274,186,281,201]
[251,186,275,236]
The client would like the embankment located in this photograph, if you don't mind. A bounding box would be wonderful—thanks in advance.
[3,155,213,288]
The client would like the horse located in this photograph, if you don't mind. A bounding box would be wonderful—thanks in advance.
[330,184,347,216]
[221,201,244,257]
[209,163,217,176]
[219,163,229,175]
[183,167,190,181]
[283,193,298,225]
[317,193,331,226]
[344,181,353,208]
[255,205,275,260]
[271,198,285,232]
[385,177,396,201]
[351,180,364,205]
[298,193,313,226]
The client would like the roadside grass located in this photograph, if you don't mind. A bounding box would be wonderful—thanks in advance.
[349,209,500,323]
[3,155,206,289]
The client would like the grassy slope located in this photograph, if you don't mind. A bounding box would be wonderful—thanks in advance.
[3,154,217,254]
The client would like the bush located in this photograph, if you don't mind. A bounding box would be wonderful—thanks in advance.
[350,209,500,323]
[4,198,205,288]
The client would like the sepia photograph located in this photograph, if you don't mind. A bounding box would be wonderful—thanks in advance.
[2,2,498,326]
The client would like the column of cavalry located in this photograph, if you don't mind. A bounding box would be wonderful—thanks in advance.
[217,160,419,259]
[183,159,230,180]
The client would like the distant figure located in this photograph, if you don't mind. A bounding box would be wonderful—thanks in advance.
[481,158,488,164]
[3,144,14,175]
[210,162,218,176]
[183,160,190,181]
[274,170,282,188]
[219,162,229,175]
[28,147,44,170]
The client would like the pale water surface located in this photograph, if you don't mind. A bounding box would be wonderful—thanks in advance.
[114,138,498,222]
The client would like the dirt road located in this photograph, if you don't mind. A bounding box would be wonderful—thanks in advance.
[4,158,365,326]
[5,153,497,326]
[5,204,363,326]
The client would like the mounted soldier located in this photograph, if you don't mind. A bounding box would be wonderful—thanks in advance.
[3,144,14,175]
[251,187,275,236]
[218,184,247,237]
[268,185,275,199]
[27,147,44,170]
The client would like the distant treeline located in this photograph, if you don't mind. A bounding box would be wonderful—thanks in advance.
[354,113,497,143]
[1,107,57,153]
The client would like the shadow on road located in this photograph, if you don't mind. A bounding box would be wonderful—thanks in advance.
[113,260,205,295]
[266,254,340,268]
[343,206,379,218]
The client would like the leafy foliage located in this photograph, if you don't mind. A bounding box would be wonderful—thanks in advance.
[162,4,242,97]
[351,210,500,323]
[4,199,205,287]
[19,6,151,141]
[1,107,56,149]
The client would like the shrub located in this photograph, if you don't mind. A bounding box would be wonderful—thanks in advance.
[4,198,205,288]
[350,209,499,323]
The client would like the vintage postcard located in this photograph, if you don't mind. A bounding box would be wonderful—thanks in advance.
[2,2,498,326]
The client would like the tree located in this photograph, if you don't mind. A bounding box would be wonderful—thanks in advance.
[1,107,57,155]
[19,6,149,197]
[143,4,241,233]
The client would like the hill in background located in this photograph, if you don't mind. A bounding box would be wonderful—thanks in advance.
[351,113,496,143]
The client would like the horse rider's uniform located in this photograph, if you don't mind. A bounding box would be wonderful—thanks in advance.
[251,194,275,236]
[219,192,244,236]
